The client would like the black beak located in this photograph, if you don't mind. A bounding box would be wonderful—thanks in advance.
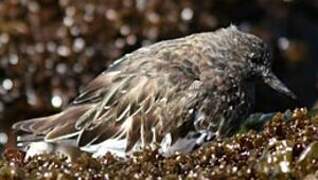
[263,72,297,100]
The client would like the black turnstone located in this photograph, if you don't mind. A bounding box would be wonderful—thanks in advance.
[13,25,296,158]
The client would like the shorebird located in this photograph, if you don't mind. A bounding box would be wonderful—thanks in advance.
[13,25,296,158]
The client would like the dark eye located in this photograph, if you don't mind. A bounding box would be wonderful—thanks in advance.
[251,56,258,63]
[250,54,261,64]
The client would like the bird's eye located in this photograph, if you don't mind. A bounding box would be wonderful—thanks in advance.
[252,57,260,63]
[250,55,261,64]
[250,49,267,65]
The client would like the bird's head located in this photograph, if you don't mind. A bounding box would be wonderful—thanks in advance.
[216,26,296,99]
[229,26,297,100]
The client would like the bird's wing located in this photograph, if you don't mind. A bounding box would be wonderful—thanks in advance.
[13,54,203,152]
[72,67,202,151]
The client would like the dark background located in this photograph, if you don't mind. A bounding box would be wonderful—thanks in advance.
[0,0,317,147]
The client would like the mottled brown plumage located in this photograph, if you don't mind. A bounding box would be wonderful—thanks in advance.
[13,26,295,157]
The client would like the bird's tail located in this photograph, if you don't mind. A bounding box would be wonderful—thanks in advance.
[12,105,92,146]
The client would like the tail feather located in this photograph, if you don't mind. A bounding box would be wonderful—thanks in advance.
[12,105,92,143]
[12,115,58,135]
[17,134,45,142]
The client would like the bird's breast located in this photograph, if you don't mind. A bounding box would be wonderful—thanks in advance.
[194,79,256,137]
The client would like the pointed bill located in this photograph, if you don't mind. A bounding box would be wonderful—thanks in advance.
[263,72,297,100]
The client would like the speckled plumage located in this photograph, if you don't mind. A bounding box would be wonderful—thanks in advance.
[13,26,295,158]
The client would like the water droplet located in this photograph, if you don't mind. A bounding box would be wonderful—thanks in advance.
[115,38,125,48]
[51,95,63,108]
[2,79,13,90]
[279,161,290,173]
[105,9,117,20]
[70,26,81,36]
[278,37,290,50]
[84,4,95,22]
[120,25,131,36]
[57,46,71,57]
[66,6,76,17]
[56,63,67,74]
[136,0,146,11]
[35,43,45,53]
[0,132,8,144]
[126,35,137,45]
[47,41,57,52]
[28,1,40,13]
[26,90,38,106]
[0,33,9,44]
[63,16,74,27]
[73,38,85,52]
[9,54,19,65]
[147,12,160,24]
[181,8,194,21]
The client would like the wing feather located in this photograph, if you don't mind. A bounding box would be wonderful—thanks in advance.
[13,41,205,153]
[75,73,202,152]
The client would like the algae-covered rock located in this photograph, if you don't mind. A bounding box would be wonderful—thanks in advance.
[1,108,318,179]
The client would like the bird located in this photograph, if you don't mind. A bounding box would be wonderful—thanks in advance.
[12,25,296,159]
